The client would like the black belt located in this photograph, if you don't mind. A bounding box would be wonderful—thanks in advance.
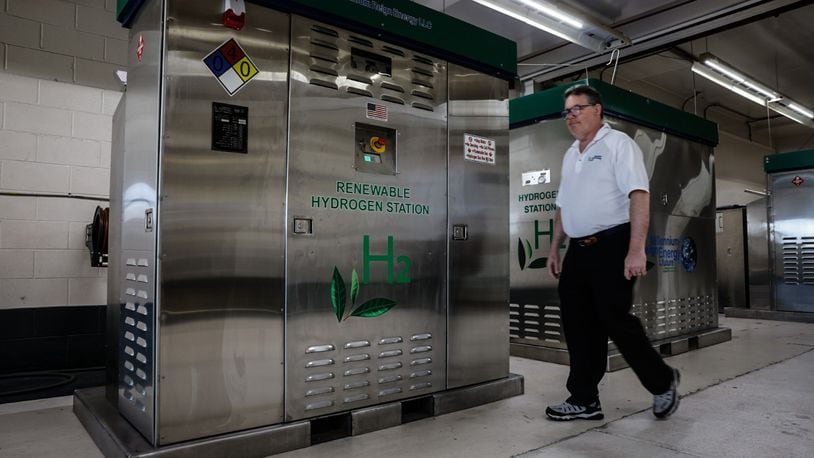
[572,223,630,247]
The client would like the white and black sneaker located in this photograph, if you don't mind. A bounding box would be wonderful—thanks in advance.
[545,400,604,421]
[653,368,681,419]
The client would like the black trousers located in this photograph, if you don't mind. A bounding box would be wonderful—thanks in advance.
[558,224,672,405]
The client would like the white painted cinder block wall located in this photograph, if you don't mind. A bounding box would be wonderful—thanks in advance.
[0,0,126,309]
[0,1,776,310]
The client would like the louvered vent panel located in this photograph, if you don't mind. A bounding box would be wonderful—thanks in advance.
[300,331,436,413]
[120,255,154,425]
[801,237,814,284]
[303,24,442,112]
[782,237,801,284]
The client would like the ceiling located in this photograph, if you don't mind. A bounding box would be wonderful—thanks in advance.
[413,0,814,152]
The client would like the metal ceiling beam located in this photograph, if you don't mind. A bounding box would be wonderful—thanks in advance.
[518,0,809,83]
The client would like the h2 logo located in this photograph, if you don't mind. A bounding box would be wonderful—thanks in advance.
[329,235,411,322]
[363,235,411,284]
[518,219,564,270]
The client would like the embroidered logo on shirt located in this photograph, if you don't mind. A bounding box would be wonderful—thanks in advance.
[587,155,603,161]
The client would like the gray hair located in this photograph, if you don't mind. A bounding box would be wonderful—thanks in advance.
[563,84,603,106]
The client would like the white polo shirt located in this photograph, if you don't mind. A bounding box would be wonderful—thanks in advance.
[555,123,649,238]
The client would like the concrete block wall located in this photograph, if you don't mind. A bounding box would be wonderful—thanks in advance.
[1,0,127,310]
[0,0,127,91]
[0,72,121,308]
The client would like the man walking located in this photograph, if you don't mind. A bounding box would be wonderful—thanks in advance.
[545,84,680,421]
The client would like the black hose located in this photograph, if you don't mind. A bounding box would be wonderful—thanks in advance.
[0,372,77,397]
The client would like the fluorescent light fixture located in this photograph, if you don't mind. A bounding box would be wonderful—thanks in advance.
[690,63,767,106]
[703,59,745,83]
[470,0,628,53]
[470,0,574,43]
[515,0,582,29]
[692,53,814,128]
[771,104,811,125]
[788,103,814,119]
[701,55,779,99]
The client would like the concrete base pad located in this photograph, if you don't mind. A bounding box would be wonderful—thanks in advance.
[74,374,523,457]
[511,327,732,372]
[724,307,814,323]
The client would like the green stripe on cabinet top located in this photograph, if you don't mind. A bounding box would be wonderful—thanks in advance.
[116,0,517,80]
[510,79,719,146]
[764,150,814,173]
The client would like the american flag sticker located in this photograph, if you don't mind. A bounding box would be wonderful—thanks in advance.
[366,102,388,121]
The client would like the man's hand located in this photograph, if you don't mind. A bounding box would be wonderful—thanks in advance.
[547,249,561,279]
[624,250,647,280]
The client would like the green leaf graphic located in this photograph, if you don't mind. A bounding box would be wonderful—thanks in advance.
[527,257,548,269]
[525,239,533,258]
[518,238,526,270]
[330,267,346,322]
[351,269,360,305]
[350,298,397,318]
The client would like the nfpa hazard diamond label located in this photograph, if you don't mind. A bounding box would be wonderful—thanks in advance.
[202,38,259,96]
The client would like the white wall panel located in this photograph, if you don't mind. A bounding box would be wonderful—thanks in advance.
[36,198,102,222]
[1,160,71,193]
[68,277,107,305]
[0,249,35,278]
[37,136,101,167]
[0,131,37,161]
[0,72,38,104]
[70,166,109,196]
[0,195,37,220]
[39,80,104,113]
[0,221,68,249]
[4,102,73,137]
[35,249,102,277]
[0,278,68,309]
[0,73,113,309]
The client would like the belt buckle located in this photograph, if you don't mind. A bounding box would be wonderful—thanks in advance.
[578,236,598,247]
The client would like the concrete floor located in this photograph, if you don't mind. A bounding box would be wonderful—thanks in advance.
[1,316,812,458]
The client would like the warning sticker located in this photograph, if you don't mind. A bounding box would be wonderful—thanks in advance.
[202,38,259,96]
[464,133,496,165]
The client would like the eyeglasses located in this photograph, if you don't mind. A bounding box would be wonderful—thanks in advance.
[561,104,596,118]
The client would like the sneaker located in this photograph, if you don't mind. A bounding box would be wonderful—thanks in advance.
[546,400,604,421]
[653,368,681,419]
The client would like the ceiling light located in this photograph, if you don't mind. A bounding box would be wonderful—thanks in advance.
[771,104,811,125]
[470,0,628,53]
[470,0,575,43]
[788,103,814,119]
[514,0,582,29]
[702,59,745,83]
[701,55,779,99]
[692,53,814,128]
[690,63,767,106]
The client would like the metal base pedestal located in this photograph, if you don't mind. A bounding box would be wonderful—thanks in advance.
[74,374,524,457]
[511,327,732,372]
[724,307,814,323]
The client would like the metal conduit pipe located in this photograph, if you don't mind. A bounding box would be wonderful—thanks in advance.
[703,103,786,142]
[0,191,109,202]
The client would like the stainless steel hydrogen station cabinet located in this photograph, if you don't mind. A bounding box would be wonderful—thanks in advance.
[84,0,520,453]
[764,150,814,313]
[508,79,731,369]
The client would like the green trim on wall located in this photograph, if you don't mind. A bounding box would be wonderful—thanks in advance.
[510,79,719,146]
[115,0,517,80]
[764,150,814,173]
